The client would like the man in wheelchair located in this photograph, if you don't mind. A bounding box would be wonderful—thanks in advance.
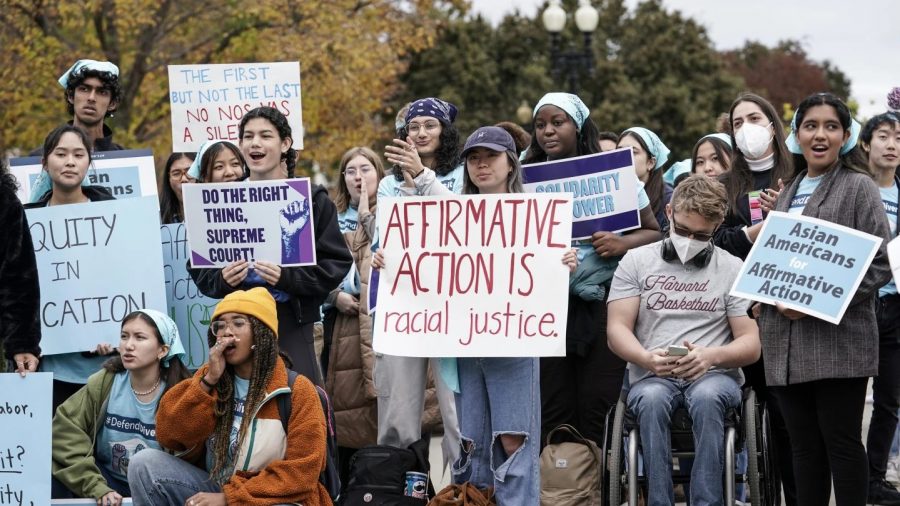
[606,175,761,505]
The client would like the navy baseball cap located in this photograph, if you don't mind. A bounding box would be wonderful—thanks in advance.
[462,126,517,157]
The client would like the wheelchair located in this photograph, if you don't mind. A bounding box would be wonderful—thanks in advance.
[604,383,777,506]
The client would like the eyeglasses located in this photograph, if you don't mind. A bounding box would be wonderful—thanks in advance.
[671,214,717,242]
[407,122,441,134]
[210,317,249,336]
[343,166,375,178]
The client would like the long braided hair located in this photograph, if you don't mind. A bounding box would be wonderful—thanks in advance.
[206,316,291,484]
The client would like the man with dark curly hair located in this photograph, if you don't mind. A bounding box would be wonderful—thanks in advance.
[31,59,126,155]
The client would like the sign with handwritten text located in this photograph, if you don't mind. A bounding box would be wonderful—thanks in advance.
[182,179,317,268]
[731,211,882,324]
[27,197,168,354]
[9,149,157,203]
[0,372,52,506]
[523,148,641,239]
[374,194,572,357]
[168,62,303,151]
[161,223,220,369]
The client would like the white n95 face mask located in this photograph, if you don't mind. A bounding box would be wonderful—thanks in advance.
[735,122,773,160]
[670,231,709,264]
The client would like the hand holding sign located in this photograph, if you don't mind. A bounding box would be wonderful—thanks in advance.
[222,260,251,288]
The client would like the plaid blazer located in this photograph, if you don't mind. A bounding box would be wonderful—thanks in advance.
[759,164,892,385]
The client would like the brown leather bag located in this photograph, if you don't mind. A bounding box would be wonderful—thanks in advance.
[428,483,496,506]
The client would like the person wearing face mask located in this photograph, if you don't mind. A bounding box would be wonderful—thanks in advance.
[714,93,798,505]
[607,174,760,505]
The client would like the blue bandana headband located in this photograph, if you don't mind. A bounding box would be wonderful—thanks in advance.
[405,98,458,126]
[29,163,96,203]
[58,59,120,88]
[785,110,861,156]
[663,159,693,186]
[135,309,186,367]
[623,127,671,170]
[533,92,590,132]
[187,139,241,181]
[699,132,733,148]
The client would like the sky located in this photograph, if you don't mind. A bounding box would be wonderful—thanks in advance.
[469,0,897,118]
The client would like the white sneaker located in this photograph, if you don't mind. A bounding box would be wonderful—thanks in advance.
[887,458,900,485]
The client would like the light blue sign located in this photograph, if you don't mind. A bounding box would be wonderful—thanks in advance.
[0,372,52,506]
[730,211,883,324]
[27,197,168,354]
[161,223,220,369]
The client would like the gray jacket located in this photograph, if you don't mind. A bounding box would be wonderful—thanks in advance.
[759,164,892,386]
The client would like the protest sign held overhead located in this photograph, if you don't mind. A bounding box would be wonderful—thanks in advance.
[0,373,52,506]
[168,62,303,151]
[28,197,168,355]
[161,223,219,369]
[374,194,573,357]
[9,149,158,203]
[183,178,317,268]
[730,211,883,324]
[523,148,641,239]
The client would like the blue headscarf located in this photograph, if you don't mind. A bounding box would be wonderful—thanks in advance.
[58,59,120,88]
[29,157,96,203]
[663,159,693,186]
[623,127,670,170]
[532,92,591,132]
[405,98,458,126]
[187,139,241,181]
[785,110,861,156]
[135,309,186,367]
[699,132,733,149]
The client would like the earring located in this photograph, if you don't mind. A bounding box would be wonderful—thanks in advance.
[251,344,257,350]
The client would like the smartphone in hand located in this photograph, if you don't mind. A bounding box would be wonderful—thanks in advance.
[667,345,689,356]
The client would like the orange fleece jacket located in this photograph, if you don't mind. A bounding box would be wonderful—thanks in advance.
[156,358,332,505]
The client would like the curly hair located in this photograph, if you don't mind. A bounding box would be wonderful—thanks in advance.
[205,316,286,485]
[392,123,461,181]
[65,68,121,117]
[334,146,385,213]
[671,174,729,224]
[239,107,296,178]
[159,152,196,224]
[0,160,18,195]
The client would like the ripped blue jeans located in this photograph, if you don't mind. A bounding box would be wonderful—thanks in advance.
[452,357,540,504]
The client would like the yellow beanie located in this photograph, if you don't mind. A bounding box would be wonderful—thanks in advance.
[211,287,279,337]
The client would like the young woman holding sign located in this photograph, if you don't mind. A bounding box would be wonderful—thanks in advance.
[159,152,196,224]
[859,111,900,503]
[26,124,119,413]
[378,126,577,503]
[520,92,661,447]
[617,126,672,230]
[51,309,190,505]
[758,92,891,504]
[189,107,351,386]
[128,288,331,505]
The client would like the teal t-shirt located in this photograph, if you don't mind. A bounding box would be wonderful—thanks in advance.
[880,182,899,297]
[95,371,165,481]
[788,174,824,214]
[41,353,108,384]
[337,206,359,234]
[206,376,250,471]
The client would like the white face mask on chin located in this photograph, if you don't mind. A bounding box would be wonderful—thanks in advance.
[670,230,710,264]
[735,122,774,160]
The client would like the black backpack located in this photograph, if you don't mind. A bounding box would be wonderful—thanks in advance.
[340,438,433,505]
[278,369,342,501]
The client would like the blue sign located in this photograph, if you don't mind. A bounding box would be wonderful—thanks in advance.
[522,148,641,239]
[27,197,168,354]
[161,223,220,369]
[730,211,883,324]
[0,372,52,506]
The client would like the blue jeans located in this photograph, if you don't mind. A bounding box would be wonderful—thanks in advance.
[127,449,220,505]
[627,373,740,506]
[452,357,540,504]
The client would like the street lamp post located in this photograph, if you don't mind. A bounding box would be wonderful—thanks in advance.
[542,0,599,95]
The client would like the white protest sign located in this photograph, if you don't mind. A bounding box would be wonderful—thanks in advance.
[182,179,317,268]
[0,372,52,506]
[161,223,220,369]
[730,211,883,324]
[168,62,303,151]
[28,197,168,354]
[9,149,158,203]
[887,235,900,288]
[374,194,573,357]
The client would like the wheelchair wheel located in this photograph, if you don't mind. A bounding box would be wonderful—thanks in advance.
[608,399,626,506]
[759,402,779,505]
[744,390,762,505]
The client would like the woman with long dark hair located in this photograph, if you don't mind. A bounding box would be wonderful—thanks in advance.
[159,152,195,224]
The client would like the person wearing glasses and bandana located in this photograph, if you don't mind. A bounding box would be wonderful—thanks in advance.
[607,175,761,505]
[128,287,332,506]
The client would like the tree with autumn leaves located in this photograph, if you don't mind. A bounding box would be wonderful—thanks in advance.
[0,0,464,170]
